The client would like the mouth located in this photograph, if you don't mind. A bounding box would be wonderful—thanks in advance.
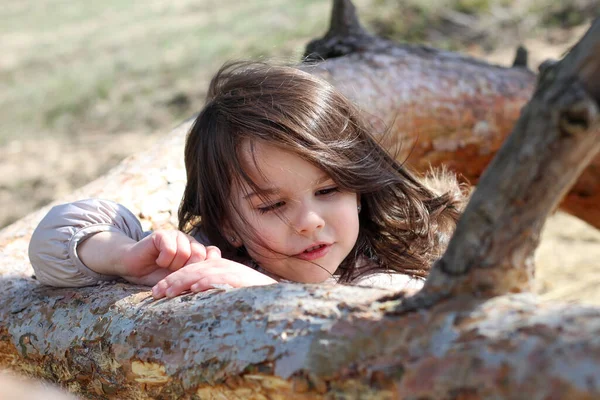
[295,243,331,261]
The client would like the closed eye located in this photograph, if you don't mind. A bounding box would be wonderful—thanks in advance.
[257,201,285,214]
[316,187,339,196]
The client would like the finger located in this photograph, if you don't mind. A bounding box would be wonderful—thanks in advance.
[152,279,170,299]
[186,233,201,244]
[154,232,177,268]
[167,233,192,271]
[205,246,221,260]
[188,268,248,291]
[165,278,186,298]
[164,276,196,298]
[190,277,212,292]
[157,264,205,298]
[190,270,233,293]
[188,260,241,291]
[124,268,171,287]
[187,242,207,264]
[190,260,277,290]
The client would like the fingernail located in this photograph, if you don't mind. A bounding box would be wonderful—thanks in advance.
[166,288,175,297]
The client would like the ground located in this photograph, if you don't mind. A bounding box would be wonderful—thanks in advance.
[1,0,598,304]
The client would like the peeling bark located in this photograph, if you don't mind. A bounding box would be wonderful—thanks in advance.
[304,0,600,230]
[1,7,600,400]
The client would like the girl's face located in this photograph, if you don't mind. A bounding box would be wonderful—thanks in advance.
[230,140,360,283]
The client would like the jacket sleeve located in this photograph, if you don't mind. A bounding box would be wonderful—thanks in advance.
[28,199,145,287]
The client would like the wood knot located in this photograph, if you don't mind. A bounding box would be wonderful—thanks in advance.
[559,101,597,137]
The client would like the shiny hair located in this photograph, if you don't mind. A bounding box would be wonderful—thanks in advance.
[179,61,465,282]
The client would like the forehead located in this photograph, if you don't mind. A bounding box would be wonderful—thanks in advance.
[238,140,326,188]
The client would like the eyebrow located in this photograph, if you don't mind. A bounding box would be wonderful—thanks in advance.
[243,187,279,200]
[243,173,332,200]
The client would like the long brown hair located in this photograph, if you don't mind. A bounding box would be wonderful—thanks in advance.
[179,60,465,282]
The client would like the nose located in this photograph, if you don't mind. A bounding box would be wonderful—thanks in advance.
[294,202,325,235]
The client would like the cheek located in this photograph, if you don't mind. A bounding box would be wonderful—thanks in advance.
[332,196,360,236]
[240,215,288,251]
[243,223,293,267]
[335,194,360,218]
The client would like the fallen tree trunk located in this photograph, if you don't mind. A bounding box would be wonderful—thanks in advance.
[1,9,600,400]
[3,278,600,399]
[304,0,600,230]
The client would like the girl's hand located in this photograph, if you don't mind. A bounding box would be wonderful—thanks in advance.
[118,230,221,286]
[151,259,278,299]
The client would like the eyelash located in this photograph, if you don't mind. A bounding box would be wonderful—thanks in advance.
[316,187,339,196]
[257,202,284,214]
[257,187,340,214]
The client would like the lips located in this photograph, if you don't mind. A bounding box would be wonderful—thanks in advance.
[305,244,325,252]
[295,243,331,261]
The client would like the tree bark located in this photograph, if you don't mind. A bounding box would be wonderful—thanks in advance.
[393,18,600,314]
[3,278,600,399]
[1,8,600,400]
[304,0,600,230]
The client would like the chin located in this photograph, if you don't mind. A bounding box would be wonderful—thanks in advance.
[297,270,336,284]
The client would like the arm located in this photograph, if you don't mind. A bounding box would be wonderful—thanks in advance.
[28,199,216,287]
[28,199,144,287]
[77,230,135,276]
[78,229,220,286]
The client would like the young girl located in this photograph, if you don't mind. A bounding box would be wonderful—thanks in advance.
[28,61,465,299]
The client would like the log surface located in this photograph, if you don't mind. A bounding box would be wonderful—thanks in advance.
[3,276,600,399]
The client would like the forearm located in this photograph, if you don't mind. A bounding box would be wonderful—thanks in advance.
[77,231,136,276]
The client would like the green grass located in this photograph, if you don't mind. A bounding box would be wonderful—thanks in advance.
[0,0,370,145]
[364,0,598,51]
[1,0,596,146]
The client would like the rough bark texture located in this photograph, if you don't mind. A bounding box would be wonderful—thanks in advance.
[303,0,600,230]
[394,18,600,314]
[3,279,600,399]
[1,5,600,400]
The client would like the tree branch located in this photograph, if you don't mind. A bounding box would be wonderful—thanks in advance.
[391,19,600,313]
[304,0,378,61]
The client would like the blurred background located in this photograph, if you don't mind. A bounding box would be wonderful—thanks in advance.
[0,0,597,229]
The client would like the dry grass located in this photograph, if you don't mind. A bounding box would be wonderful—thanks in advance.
[0,0,370,227]
[1,0,595,227]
